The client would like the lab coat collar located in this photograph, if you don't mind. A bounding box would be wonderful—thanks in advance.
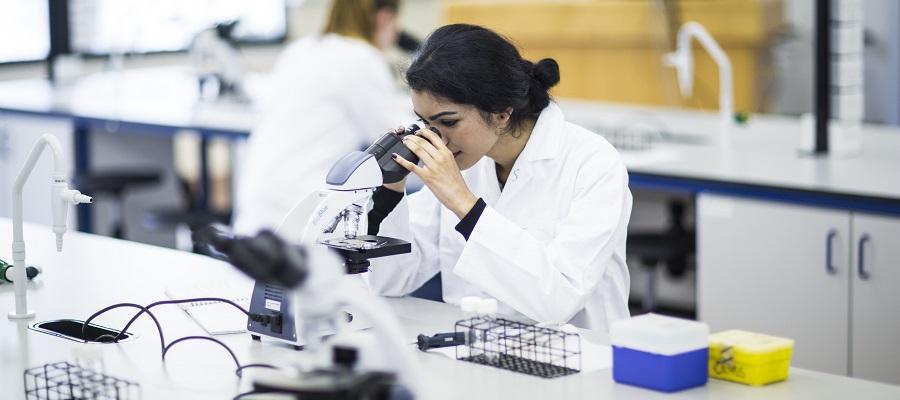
[486,103,564,204]
[518,102,564,163]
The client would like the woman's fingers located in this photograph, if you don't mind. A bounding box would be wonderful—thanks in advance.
[392,153,421,174]
[416,128,448,150]
[403,135,440,162]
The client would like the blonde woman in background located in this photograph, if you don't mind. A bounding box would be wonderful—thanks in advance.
[234,0,412,234]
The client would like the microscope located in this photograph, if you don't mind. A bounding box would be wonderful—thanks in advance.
[190,20,248,102]
[194,126,429,397]
[244,125,426,346]
[196,227,421,398]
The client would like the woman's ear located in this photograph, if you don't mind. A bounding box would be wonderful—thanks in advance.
[492,107,514,130]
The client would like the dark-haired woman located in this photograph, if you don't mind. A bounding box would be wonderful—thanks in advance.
[365,24,633,332]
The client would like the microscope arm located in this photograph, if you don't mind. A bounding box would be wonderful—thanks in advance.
[277,189,374,245]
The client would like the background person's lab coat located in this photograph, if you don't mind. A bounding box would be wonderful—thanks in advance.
[234,34,412,234]
[365,103,633,332]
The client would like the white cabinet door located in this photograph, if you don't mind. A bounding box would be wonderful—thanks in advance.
[851,213,900,385]
[697,193,851,375]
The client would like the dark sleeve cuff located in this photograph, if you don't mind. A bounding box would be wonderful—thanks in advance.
[454,198,487,241]
[367,186,405,235]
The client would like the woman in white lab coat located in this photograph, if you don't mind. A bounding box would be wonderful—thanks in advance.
[365,24,633,332]
[233,0,411,234]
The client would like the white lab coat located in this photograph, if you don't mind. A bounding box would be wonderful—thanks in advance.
[366,103,633,332]
[234,34,412,234]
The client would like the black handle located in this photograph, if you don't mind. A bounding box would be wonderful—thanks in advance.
[417,332,466,351]
[858,234,871,280]
[825,229,838,275]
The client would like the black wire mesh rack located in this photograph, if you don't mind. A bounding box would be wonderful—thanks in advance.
[24,361,141,400]
[454,316,581,378]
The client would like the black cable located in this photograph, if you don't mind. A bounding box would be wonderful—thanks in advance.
[115,297,250,342]
[236,363,278,375]
[162,338,277,378]
[233,389,275,400]
[163,335,245,377]
[149,297,250,315]
[81,297,250,343]
[85,299,279,379]
[93,333,127,342]
[82,303,166,353]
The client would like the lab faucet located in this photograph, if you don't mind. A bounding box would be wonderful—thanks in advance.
[664,22,736,131]
[9,134,92,320]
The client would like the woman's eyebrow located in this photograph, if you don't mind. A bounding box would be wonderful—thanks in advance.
[429,111,458,120]
[415,110,459,121]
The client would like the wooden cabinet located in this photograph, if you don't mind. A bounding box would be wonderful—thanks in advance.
[442,0,785,112]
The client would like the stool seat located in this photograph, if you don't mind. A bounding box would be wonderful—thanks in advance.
[627,231,694,266]
[626,200,695,313]
[143,208,231,253]
[71,170,163,239]
[143,208,231,230]
[72,172,161,196]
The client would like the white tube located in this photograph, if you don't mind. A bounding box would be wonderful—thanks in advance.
[9,134,69,319]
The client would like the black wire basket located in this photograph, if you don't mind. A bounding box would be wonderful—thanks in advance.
[454,316,581,378]
[24,361,141,400]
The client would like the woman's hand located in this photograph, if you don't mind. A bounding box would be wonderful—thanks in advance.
[392,128,478,219]
[382,126,408,193]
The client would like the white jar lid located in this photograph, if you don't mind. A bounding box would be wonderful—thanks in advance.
[460,296,481,313]
[611,313,709,355]
[476,298,498,315]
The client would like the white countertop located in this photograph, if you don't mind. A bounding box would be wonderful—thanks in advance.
[2,218,900,399]
[560,99,900,202]
[0,67,261,134]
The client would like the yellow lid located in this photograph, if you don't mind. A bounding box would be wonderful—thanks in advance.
[709,330,794,354]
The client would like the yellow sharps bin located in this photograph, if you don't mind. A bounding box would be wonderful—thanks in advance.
[708,330,794,386]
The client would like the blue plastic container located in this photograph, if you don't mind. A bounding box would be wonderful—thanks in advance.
[612,346,709,392]
[611,313,710,392]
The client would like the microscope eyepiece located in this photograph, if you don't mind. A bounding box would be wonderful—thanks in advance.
[366,124,442,184]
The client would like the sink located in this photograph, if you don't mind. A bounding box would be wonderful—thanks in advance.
[30,319,135,343]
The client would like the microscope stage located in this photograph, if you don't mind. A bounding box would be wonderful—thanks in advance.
[320,235,412,274]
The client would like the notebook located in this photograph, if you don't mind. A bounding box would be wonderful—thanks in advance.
[164,281,252,335]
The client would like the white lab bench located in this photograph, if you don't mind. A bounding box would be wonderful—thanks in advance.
[3,68,900,384]
[2,218,900,400]
[0,68,260,235]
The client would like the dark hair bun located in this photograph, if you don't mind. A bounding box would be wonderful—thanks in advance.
[407,24,562,133]
[531,58,560,90]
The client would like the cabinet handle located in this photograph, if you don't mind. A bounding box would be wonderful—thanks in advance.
[825,229,838,275]
[858,234,871,280]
